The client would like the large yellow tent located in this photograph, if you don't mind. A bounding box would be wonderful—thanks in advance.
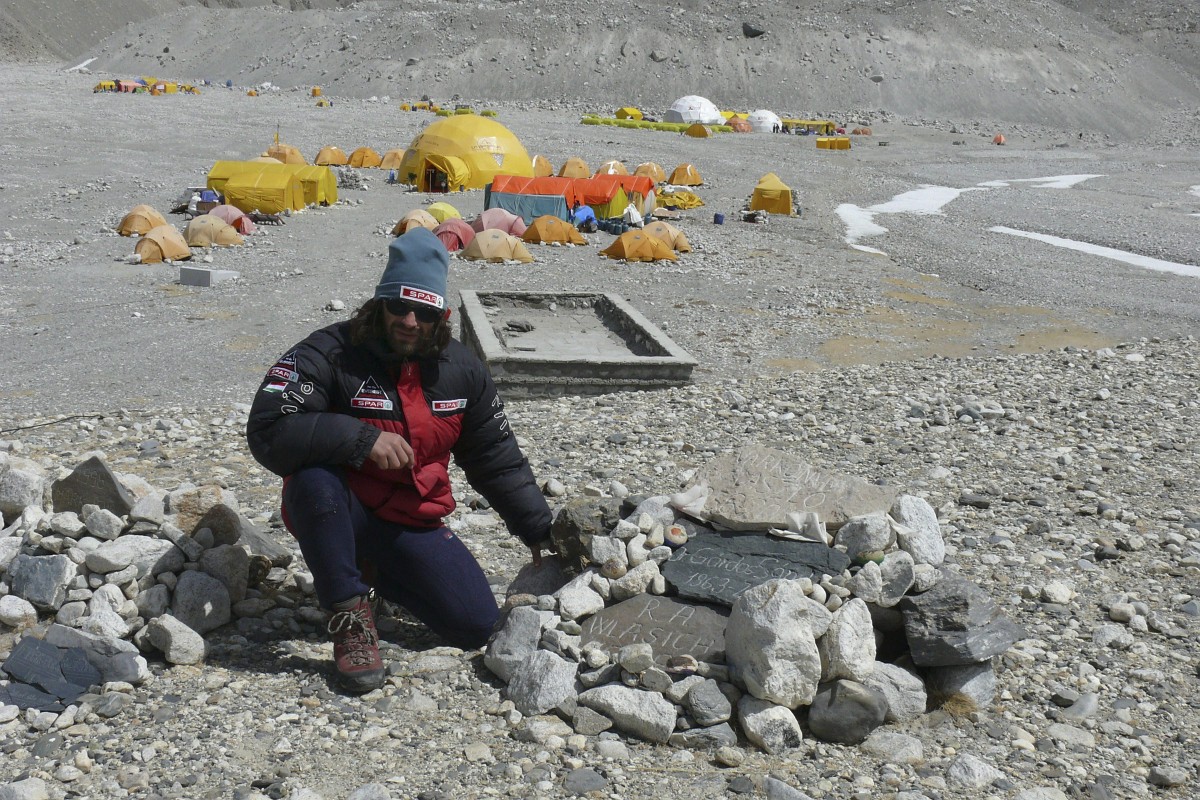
[184,215,244,247]
[749,173,795,215]
[135,225,191,263]
[117,204,168,236]
[207,162,337,207]
[223,170,305,215]
[396,115,533,191]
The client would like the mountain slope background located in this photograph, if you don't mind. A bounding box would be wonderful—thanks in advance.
[4,0,1198,142]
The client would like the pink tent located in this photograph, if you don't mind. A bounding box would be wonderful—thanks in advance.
[470,207,527,237]
[433,218,475,252]
[209,204,258,235]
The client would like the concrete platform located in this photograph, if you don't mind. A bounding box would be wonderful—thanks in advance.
[459,291,697,397]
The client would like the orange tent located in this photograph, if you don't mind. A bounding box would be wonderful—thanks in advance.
[117,204,168,236]
[728,117,752,133]
[992,134,1006,145]
[265,143,305,165]
[531,155,554,177]
[379,149,406,170]
[667,163,703,186]
[349,147,383,168]
[558,157,590,178]
[392,209,439,236]
[522,215,585,246]
[315,145,349,165]
[643,221,691,253]
[850,127,872,135]
[134,225,191,263]
[600,230,678,263]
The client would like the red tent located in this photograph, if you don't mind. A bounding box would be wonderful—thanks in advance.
[471,208,527,237]
[209,204,258,235]
[433,218,475,252]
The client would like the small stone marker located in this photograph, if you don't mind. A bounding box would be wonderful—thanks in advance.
[662,526,850,606]
[50,455,135,516]
[689,445,898,530]
[580,594,728,666]
[179,266,240,287]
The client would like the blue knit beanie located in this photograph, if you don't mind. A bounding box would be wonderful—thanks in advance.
[374,227,449,309]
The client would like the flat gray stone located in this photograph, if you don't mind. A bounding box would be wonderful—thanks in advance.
[662,525,849,606]
[579,594,728,666]
[687,445,897,530]
[899,575,1025,666]
[50,455,134,517]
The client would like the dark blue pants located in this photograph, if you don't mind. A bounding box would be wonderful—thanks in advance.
[282,466,499,649]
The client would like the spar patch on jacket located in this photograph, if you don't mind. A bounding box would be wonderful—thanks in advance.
[431,398,467,414]
[350,376,394,411]
[267,350,299,383]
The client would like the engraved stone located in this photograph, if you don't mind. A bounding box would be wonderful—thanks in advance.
[687,445,897,530]
[50,455,135,517]
[579,594,728,666]
[662,526,850,607]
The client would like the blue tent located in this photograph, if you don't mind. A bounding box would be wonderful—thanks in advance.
[571,205,596,224]
[484,183,569,224]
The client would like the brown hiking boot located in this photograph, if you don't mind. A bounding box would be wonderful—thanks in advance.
[327,592,385,694]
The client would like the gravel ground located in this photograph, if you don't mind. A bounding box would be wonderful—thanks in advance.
[0,60,1199,800]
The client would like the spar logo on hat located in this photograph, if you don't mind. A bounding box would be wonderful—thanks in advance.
[401,285,444,309]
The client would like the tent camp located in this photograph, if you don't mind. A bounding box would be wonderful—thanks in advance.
[615,107,643,120]
[633,162,666,184]
[748,109,782,133]
[600,231,678,263]
[459,230,534,263]
[595,160,629,176]
[391,208,439,236]
[396,115,533,191]
[643,221,691,253]
[558,157,590,179]
[749,173,795,215]
[432,218,475,252]
[531,155,554,178]
[265,143,306,165]
[664,95,723,125]
[348,147,383,168]
[314,145,349,166]
[427,201,461,223]
[667,163,703,186]
[184,215,244,247]
[223,170,305,215]
[209,204,258,235]
[522,215,586,246]
[684,123,711,139]
[134,225,191,264]
[471,208,527,237]
[379,149,406,170]
[116,204,168,237]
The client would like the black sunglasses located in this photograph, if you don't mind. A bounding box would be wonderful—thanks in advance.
[383,298,442,323]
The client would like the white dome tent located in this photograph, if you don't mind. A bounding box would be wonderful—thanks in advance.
[748,109,782,133]
[664,95,723,125]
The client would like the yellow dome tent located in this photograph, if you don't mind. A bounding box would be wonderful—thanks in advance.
[531,154,554,178]
[615,107,643,120]
[600,231,678,263]
[348,147,383,168]
[315,145,349,166]
[391,209,439,236]
[265,143,306,165]
[396,115,533,191]
[379,149,407,170]
[684,122,711,139]
[522,215,586,246]
[426,202,461,223]
[459,230,534,263]
[595,160,628,176]
[558,157,590,179]
[184,215,244,247]
[667,163,703,186]
[749,173,795,216]
[633,162,666,184]
[642,221,692,253]
[134,225,191,263]
[117,204,168,237]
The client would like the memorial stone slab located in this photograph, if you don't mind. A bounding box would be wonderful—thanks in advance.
[51,455,135,517]
[579,594,728,666]
[688,445,897,530]
[0,682,65,712]
[0,636,87,702]
[59,647,103,689]
[662,526,850,607]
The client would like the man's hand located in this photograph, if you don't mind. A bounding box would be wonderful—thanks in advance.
[368,430,414,471]
[528,537,556,568]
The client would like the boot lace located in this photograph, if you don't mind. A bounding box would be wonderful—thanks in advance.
[327,601,380,667]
